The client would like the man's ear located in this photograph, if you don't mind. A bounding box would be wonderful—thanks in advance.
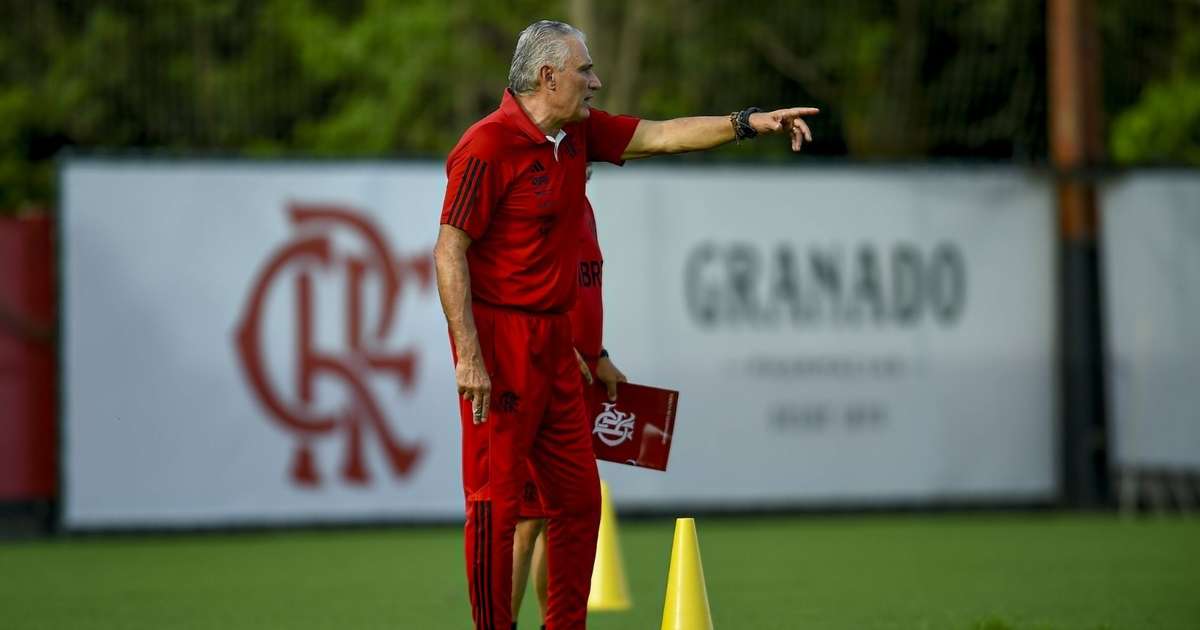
[540,65,556,90]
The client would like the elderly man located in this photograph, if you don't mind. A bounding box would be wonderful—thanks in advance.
[434,19,817,629]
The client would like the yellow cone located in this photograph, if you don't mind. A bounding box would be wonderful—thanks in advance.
[660,518,713,630]
[588,480,632,611]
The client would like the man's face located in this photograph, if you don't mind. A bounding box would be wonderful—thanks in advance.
[551,36,601,122]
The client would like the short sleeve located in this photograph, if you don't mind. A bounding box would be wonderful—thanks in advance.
[584,108,641,165]
[440,144,502,240]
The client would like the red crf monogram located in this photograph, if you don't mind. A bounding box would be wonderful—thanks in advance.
[235,203,431,486]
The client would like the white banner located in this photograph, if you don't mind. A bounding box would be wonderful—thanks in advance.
[1102,173,1200,470]
[62,160,461,528]
[62,160,1056,528]
[588,166,1056,506]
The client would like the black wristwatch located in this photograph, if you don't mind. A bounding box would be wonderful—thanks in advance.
[731,107,761,141]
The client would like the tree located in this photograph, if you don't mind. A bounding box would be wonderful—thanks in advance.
[1,0,1197,214]
[1104,0,1200,164]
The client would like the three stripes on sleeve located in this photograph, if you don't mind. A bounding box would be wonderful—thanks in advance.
[447,157,489,230]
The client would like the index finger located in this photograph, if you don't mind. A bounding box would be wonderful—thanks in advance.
[783,107,820,117]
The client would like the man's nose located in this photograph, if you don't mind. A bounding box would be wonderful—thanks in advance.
[591,74,602,91]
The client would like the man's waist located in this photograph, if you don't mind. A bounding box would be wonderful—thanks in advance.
[472,297,570,318]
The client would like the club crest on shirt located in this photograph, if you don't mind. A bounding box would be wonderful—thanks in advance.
[496,391,520,413]
[593,402,635,446]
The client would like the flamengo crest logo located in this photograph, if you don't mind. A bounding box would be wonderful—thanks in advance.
[593,402,636,447]
[235,203,431,487]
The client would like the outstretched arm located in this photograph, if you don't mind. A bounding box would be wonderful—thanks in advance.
[621,107,819,159]
[433,224,491,424]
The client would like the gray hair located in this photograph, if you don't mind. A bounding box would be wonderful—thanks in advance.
[508,20,586,95]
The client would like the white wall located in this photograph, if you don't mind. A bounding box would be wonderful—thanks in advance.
[1102,172,1200,471]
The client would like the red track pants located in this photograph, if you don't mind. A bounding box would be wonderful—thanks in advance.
[455,302,601,629]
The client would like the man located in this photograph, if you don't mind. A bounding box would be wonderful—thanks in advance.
[511,167,623,629]
[434,19,816,629]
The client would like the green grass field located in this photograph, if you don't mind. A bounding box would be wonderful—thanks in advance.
[1,514,1197,629]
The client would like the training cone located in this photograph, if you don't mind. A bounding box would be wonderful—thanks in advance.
[660,517,714,630]
[587,481,632,611]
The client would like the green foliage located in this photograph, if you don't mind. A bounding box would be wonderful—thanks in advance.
[1,0,1197,213]
[1100,0,1200,166]
[1105,6,1200,165]
[1111,78,1200,164]
[0,0,562,211]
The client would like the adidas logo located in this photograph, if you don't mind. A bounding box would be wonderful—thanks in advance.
[530,160,545,173]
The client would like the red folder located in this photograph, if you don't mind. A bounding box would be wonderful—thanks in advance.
[584,381,677,471]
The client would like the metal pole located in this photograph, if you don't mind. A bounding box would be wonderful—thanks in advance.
[1048,0,1110,508]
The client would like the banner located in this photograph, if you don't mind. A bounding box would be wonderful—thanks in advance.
[61,160,1056,528]
[62,160,461,528]
[1102,173,1200,470]
[587,166,1057,506]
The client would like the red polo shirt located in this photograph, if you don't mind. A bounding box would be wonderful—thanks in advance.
[440,90,639,313]
[569,197,604,359]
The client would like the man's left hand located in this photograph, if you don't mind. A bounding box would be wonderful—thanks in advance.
[595,355,627,401]
[750,107,819,152]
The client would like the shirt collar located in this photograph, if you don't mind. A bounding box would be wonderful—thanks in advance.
[501,88,560,146]
[546,130,568,161]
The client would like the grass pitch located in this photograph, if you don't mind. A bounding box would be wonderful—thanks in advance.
[1,514,1197,629]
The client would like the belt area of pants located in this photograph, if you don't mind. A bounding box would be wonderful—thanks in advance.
[472,298,569,322]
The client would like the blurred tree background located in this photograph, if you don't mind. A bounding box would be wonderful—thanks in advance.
[1,0,1198,214]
